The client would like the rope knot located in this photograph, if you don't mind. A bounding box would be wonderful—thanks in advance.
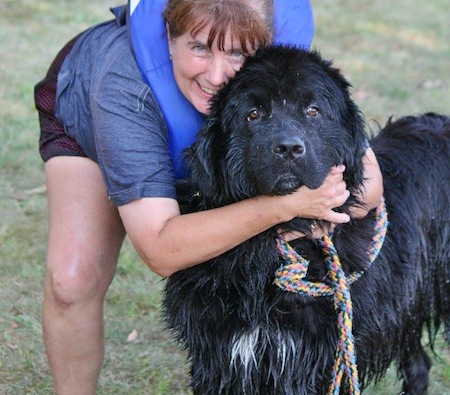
[274,197,388,395]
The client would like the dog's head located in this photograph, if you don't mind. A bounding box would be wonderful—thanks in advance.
[186,46,368,208]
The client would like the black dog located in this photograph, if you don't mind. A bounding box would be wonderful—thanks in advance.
[164,46,450,394]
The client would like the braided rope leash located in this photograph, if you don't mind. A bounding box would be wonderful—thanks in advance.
[274,197,388,395]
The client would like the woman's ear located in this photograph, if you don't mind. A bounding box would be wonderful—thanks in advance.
[166,22,173,57]
[165,22,171,40]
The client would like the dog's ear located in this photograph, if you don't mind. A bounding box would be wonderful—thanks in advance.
[186,86,253,207]
[323,59,368,189]
[312,50,368,177]
[341,96,369,190]
[185,118,225,207]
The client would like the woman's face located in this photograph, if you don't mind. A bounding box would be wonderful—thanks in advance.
[168,23,254,115]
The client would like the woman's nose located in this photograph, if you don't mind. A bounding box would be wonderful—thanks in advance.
[205,56,233,87]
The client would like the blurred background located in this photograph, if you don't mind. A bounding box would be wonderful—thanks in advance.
[1,0,449,393]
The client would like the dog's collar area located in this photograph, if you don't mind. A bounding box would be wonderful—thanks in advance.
[274,197,388,294]
[274,197,388,395]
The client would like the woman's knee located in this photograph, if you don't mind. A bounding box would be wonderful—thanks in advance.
[45,249,117,308]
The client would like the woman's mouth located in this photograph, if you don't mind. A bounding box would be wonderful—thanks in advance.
[198,83,218,96]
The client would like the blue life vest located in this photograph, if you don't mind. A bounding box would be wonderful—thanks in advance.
[127,0,314,178]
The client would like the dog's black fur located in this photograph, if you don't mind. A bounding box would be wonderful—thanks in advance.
[164,46,450,394]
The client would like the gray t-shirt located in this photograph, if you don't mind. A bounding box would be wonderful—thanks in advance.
[56,20,177,206]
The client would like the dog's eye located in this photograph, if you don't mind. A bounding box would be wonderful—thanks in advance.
[246,109,260,122]
[306,106,320,117]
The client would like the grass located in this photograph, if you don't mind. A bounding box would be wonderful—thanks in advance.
[0,0,449,393]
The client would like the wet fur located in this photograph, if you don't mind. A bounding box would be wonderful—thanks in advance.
[164,46,450,394]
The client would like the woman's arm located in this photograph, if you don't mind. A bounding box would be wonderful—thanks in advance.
[350,147,384,219]
[119,166,350,277]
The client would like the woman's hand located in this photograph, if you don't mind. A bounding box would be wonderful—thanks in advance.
[280,164,351,224]
[279,148,384,241]
[277,165,350,241]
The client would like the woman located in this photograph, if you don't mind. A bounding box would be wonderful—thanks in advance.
[34,0,383,393]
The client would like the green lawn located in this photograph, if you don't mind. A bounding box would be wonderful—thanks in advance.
[0,0,449,393]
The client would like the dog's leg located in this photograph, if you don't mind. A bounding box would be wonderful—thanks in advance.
[399,342,432,395]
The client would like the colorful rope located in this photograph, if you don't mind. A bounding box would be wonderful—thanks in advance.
[274,197,388,395]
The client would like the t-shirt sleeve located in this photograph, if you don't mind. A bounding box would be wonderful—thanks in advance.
[90,41,177,206]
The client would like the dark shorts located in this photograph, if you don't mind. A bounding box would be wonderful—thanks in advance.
[34,34,87,162]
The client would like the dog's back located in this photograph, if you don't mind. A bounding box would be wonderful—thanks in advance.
[372,112,450,338]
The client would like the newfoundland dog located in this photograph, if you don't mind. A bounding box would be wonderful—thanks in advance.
[163,46,450,395]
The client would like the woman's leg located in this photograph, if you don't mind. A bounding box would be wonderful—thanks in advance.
[43,156,126,395]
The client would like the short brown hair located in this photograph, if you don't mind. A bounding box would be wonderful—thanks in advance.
[163,0,273,54]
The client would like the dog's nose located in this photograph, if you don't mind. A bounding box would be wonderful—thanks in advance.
[271,135,306,160]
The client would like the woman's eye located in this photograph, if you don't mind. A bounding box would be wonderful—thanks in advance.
[193,45,208,53]
[231,49,245,59]
[246,109,260,122]
[306,106,320,117]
